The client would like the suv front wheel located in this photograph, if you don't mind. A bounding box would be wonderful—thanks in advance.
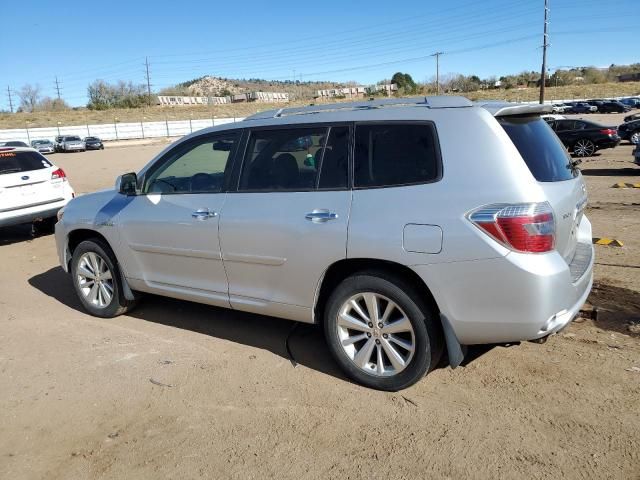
[324,272,442,391]
[71,239,137,318]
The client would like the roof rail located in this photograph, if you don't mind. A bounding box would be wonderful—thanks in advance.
[244,95,472,121]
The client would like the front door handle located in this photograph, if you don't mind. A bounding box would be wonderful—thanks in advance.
[192,208,218,220]
[305,209,338,223]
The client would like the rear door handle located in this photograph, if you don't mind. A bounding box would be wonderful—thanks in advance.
[305,209,338,223]
[192,208,218,220]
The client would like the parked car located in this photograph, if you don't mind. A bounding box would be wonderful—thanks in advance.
[55,97,593,391]
[84,136,104,150]
[56,135,86,152]
[0,147,74,230]
[31,139,55,154]
[568,102,597,114]
[620,97,640,109]
[623,112,640,123]
[617,119,640,145]
[634,146,640,166]
[551,104,571,113]
[545,118,620,156]
[0,140,29,147]
[592,101,630,113]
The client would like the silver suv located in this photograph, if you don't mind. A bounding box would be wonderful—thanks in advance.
[54,97,593,390]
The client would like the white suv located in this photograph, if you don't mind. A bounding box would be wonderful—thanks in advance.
[55,97,593,390]
[0,147,75,229]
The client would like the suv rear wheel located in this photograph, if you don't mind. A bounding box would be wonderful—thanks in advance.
[324,272,442,391]
[71,239,137,318]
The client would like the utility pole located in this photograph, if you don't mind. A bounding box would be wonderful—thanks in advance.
[539,0,549,104]
[54,76,62,100]
[7,86,13,113]
[144,57,152,107]
[431,52,444,95]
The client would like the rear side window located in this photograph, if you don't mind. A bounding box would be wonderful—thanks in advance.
[354,124,439,188]
[499,117,576,182]
[0,151,52,174]
[318,126,349,189]
[239,127,327,191]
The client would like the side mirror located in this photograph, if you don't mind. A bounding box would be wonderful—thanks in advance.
[116,172,138,196]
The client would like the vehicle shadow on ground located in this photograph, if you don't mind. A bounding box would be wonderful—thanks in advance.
[29,266,496,383]
[0,224,52,246]
[581,167,639,177]
[586,282,640,338]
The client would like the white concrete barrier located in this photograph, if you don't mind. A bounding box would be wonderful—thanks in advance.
[0,117,245,144]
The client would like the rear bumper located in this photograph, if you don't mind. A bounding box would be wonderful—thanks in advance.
[596,138,620,149]
[0,186,74,228]
[0,203,65,227]
[413,218,594,345]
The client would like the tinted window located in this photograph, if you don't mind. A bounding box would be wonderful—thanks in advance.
[145,134,237,194]
[0,151,52,174]
[239,127,327,191]
[64,136,81,141]
[555,120,575,131]
[499,117,576,182]
[354,124,439,188]
[318,126,349,189]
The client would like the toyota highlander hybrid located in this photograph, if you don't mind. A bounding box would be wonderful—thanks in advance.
[54,97,593,390]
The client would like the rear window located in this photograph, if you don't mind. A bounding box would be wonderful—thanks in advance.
[354,123,440,188]
[0,151,52,174]
[499,117,577,182]
[64,136,81,141]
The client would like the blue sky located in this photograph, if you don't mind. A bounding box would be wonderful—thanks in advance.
[0,0,637,107]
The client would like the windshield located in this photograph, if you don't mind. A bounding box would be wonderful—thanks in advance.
[0,151,52,174]
[499,116,577,182]
[65,136,81,141]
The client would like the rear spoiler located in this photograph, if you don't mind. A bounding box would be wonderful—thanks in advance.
[476,101,553,117]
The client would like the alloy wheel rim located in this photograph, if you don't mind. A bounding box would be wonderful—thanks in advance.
[631,132,640,145]
[77,252,114,308]
[337,292,415,377]
[575,140,594,157]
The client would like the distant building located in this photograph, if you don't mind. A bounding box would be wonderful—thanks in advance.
[617,72,640,82]
[315,84,397,99]
[157,91,289,106]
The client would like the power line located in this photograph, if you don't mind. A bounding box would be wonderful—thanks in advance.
[539,0,550,104]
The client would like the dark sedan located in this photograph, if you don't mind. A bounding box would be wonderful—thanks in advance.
[567,102,596,114]
[0,140,29,147]
[84,136,104,150]
[624,112,640,123]
[592,100,631,113]
[617,120,640,145]
[544,118,620,157]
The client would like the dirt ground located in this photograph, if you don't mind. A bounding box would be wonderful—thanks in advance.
[1,113,639,479]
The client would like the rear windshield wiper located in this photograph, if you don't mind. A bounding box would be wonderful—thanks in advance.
[0,168,22,174]
[567,158,582,171]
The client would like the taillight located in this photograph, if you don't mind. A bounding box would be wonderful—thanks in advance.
[51,168,66,180]
[469,202,555,253]
[600,129,617,136]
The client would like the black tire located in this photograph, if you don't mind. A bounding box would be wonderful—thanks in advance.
[324,271,443,391]
[70,239,137,318]
[31,217,57,236]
